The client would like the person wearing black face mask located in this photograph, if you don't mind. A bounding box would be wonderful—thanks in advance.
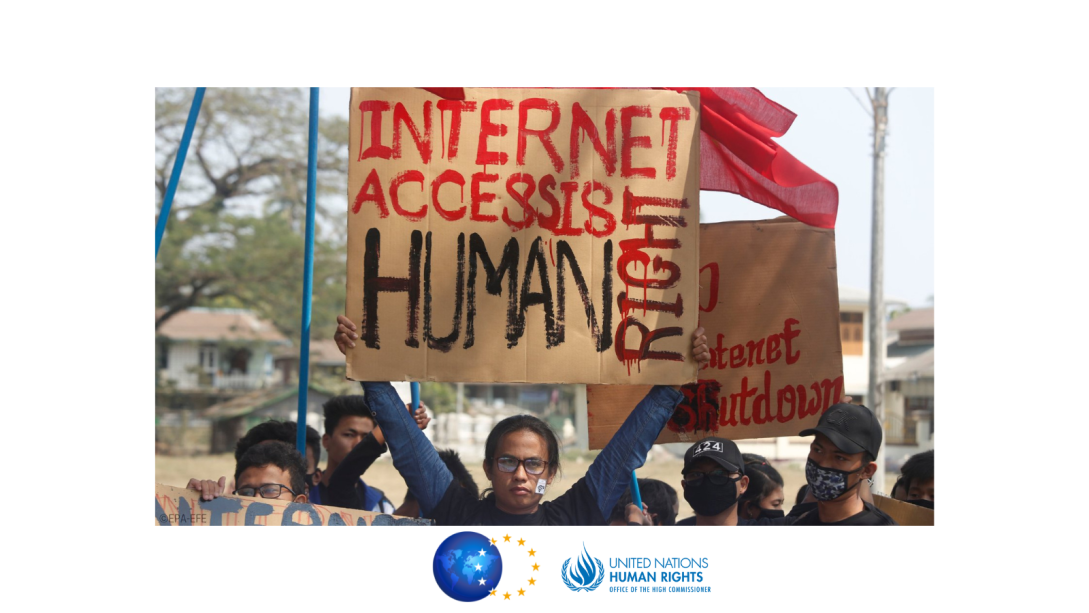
[677,437,795,526]
[737,469,787,521]
[792,403,898,526]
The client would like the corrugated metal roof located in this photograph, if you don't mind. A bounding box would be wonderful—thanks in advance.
[838,285,909,307]
[201,383,337,420]
[274,339,344,365]
[156,308,288,343]
[888,307,934,332]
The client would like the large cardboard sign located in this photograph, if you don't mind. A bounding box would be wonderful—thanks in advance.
[154,483,432,526]
[587,218,843,447]
[346,88,701,384]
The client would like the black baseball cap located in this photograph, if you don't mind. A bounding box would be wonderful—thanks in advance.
[799,403,882,459]
[683,437,745,475]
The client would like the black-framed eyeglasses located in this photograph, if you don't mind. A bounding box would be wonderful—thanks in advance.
[683,469,740,487]
[234,483,297,499]
[495,456,549,475]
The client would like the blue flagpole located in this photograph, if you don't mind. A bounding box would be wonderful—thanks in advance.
[155,87,205,258]
[411,382,421,412]
[296,88,320,457]
[630,471,642,512]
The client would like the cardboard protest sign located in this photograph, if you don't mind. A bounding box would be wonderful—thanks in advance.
[154,483,432,526]
[873,495,935,526]
[587,218,843,447]
[346,88,701,384]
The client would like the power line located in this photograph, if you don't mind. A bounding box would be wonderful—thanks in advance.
[846,87,873,118]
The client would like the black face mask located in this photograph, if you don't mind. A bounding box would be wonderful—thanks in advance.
[758,508,785,519]
[906,498,934,509]
[683,476,741,517]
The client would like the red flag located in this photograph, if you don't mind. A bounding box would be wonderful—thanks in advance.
[420,87,838,228]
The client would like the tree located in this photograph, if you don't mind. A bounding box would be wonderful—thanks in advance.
[155,88,350,340]
[420,382,457,414]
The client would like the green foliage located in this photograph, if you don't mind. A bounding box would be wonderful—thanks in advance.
[420,381,457,414]
[155,88,350,341]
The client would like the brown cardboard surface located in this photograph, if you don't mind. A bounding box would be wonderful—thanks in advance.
[872,494,935,526]
[345,88,700,384]
[587,218,843,447]
[153,483,431,526]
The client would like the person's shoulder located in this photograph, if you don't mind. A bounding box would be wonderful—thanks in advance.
[430,480,485,523]
[790,508,820,525]
[741,515,798,526]
[788,501,818,518]
[863,501,899,526]
[676,516,697,525]
[541,478,605,525]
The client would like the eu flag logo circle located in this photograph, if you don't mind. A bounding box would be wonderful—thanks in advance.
[432,531,503,602]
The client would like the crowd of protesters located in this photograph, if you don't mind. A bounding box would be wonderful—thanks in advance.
[183,316,932,527]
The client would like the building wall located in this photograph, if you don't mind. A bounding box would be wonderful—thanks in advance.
[840,303,869,400]
[161,340,279,391]
[163,341,201,389]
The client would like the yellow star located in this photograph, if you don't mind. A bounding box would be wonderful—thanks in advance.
[503,592,511,600]
[503,534,511,542]
[528,577,536,586]
[528,548,536,557]
[491,538,497,545]
[532,563,540,571]
[518,588,525,596]
[517,538,525,546]
[490,590,497,597]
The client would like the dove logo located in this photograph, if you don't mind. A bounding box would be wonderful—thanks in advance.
[561,543,604,592]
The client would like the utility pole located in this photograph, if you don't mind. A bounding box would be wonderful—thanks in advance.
[867,87,889,494]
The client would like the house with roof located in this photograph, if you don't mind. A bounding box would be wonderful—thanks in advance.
[201,383,336,455]
[837,285,909,404]
[156,307,290,392]
[883,307,934,454]
[273,339,348,386]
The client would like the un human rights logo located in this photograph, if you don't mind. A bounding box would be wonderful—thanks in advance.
[433,531,503,602]
[561,543,604,592]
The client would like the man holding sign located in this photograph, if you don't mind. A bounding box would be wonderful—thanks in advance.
[335,316,709,525]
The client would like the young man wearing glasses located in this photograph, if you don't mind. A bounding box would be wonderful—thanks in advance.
[233,441,309,503]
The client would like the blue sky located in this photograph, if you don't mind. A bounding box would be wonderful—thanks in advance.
[321,88,934,307]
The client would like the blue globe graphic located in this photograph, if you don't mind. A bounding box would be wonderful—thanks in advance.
[432,531,503,602]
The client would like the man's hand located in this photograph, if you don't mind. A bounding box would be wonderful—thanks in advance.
[335,315,358,355]
[372,405,430,447]
[692,326,710,369]
[626,502,653,526]
[672,327,709,391]
[186,476,226,501]
[412,405,431,431]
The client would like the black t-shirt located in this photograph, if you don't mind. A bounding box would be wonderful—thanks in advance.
[675,515,797,526]
[320,434,388,511]
[427,477,605,526]
[675,502,815,526]
[790,501,899,525]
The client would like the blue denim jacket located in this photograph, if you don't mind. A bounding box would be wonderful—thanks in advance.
[360,381,683,521]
